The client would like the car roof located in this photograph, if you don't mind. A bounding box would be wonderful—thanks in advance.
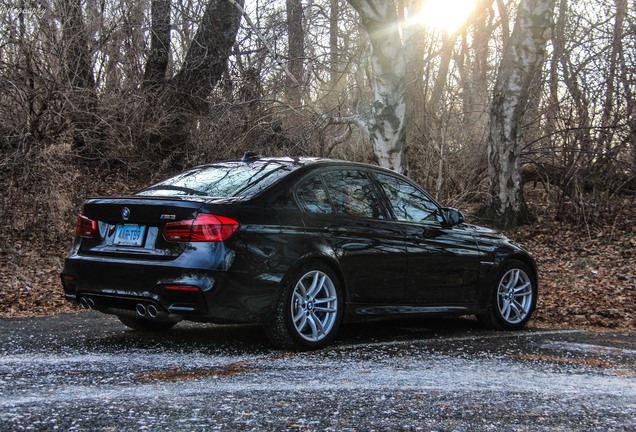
[206,155,393,173]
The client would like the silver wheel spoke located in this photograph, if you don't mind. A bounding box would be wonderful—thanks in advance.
[314,296,336,305]
[306,313,320,339]
[513,299,528,314]
[297,282,308,300]
[310,312,325,335]
[510,301,522,320]
[307,274,326,299]
[293,308,307,328]
[507,270,519,290]
[314,306,337,313]
[501,299,511,320]
[514,282,531,295]
[293,291,305,304]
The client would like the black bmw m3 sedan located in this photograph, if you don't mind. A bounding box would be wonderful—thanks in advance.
[61,156,537,349]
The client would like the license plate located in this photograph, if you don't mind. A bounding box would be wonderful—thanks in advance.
[113,224,146,247]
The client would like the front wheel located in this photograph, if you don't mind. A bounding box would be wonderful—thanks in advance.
[265,263,343,350]
[477,260,537,330]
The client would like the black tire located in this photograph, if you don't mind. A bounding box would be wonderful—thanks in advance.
[118,315,179,332]
[265,262,343,350]
[477,260,537,330]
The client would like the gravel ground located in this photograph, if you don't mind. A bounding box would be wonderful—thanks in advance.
[0,313,634,431]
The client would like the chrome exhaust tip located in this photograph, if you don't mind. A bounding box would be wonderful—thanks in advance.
[136,303,147,317]
[147,304,158,318]
[79,298,89,309]
[86,298,96,310]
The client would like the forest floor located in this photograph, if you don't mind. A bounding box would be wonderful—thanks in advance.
[0,188,634,331]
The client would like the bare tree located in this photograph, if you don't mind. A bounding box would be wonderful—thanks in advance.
[171,0,243,105]
[286,0,304,106]
[144,0,171,87]
[481,0,555,229]
[60,0,98,151]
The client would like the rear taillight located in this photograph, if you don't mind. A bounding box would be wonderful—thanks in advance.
[163,214,239,242]
[76,215,97,238]
[164,284,200,292]
[61,274,77,291]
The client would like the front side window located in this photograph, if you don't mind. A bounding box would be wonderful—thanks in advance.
[322,170,385,219]
[374,172,441,224]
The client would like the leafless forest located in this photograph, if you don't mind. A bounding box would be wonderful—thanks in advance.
[0,1,634,324]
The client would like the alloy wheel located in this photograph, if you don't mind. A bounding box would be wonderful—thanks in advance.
[497,268,533,325]
[290,270,339,342]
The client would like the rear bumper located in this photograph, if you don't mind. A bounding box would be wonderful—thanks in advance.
[61,253,281,325]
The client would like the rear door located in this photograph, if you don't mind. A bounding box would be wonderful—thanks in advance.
[296,168,407,303]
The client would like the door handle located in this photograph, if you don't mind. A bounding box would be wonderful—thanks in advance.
[409,229,430,243]
[409,234,423,244]
[325,225,347,235]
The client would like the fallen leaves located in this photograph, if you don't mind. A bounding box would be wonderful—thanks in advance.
[510,208,635,330]
[134,361,258,383]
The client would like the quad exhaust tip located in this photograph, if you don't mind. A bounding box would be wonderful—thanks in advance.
[79,297,96,310]
[147,304,158,318]
[136,303,159,318]
[136,303,147,317]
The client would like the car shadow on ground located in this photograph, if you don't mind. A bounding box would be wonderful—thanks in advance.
[89,315,488,354]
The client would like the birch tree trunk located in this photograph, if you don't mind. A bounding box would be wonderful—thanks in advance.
[347,0,407,173]
[482,0,555,229]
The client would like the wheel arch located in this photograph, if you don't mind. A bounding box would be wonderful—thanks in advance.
[505,253,539,288]
[281,253,348,303]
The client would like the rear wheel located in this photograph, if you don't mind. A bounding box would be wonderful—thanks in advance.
[477,260,536,330]
[118,316,179,332]
[266,263,343,350]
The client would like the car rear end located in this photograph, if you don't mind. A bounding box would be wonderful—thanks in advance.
[61,197,244,320]
[61,158,304,325]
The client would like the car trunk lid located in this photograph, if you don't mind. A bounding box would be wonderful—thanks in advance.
[77,196,208,259]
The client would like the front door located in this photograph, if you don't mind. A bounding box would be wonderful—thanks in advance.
[372,172,481,305]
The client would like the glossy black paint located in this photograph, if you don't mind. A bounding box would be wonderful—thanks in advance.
[61,158,537,330]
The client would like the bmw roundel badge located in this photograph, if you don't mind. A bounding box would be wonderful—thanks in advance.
[122,207,130,220]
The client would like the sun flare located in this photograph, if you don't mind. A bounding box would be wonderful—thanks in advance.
[418,0,478,34]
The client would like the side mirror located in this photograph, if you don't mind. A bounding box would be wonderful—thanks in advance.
[443,208,465,226]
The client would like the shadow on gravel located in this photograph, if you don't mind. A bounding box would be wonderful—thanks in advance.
[90,315,488,354]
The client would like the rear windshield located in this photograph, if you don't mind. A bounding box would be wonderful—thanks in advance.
[137,161,297,198]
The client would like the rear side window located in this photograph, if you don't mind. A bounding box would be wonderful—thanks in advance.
[296,175,333,214]
[322,170,385,219]
[137,161,296,198]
